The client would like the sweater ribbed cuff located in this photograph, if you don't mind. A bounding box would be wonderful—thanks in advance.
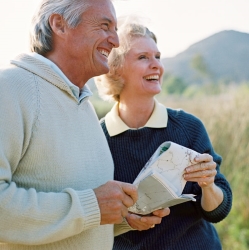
[76,189,100,230]
[201,187,231,223]
[114,218,136,237]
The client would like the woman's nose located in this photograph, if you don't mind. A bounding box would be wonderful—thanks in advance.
[150,58,164,71]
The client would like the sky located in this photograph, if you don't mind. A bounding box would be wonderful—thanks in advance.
[0,0,249,66]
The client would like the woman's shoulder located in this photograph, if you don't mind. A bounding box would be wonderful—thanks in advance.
[166,107,213,155]
[166,107,203,126]
[99,117,106,125]
[99,117,107,129]
[99,117,110,137]
[166,107,209,144]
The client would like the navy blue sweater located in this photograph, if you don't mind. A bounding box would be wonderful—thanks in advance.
[101,108,232,250]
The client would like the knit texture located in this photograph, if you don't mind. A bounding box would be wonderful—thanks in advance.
[100,108,232,250]
[0,54,114,249]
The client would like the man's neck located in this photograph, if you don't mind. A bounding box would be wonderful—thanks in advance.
[44,52,89,89]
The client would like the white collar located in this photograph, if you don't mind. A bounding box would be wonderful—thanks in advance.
[105,99,168,136]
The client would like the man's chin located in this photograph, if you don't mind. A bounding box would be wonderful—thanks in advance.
[95,64,109,76]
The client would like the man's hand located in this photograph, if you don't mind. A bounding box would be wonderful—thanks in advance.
[125,208,170,231]
[94,181,138,225]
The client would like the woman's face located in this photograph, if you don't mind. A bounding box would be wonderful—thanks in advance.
[120,36,164,98]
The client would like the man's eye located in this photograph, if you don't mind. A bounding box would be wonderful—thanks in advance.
[139,55,146,59]
[101,24,109,30]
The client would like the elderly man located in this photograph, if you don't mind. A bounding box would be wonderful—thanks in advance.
[0,0,138,249]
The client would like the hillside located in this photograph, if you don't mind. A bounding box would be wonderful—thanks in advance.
[162,30,249,84]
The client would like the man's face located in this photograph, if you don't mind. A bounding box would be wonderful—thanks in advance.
[62,0,119,80]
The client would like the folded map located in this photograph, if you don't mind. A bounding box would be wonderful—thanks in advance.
[128,141,199,215]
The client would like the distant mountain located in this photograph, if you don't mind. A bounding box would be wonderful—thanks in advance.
[162,30,249,84]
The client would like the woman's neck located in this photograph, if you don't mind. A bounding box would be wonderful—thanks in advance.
[118,97,155,129]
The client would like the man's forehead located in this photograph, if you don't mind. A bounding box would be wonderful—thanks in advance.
[84,0,115,15]
[83,0,117,25]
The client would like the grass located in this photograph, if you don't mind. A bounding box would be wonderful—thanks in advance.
[157,86,249,250]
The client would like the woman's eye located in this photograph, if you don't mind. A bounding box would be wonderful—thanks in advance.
[139,55,146,59]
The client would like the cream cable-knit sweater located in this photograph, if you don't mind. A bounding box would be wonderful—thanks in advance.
[0,54,116,249]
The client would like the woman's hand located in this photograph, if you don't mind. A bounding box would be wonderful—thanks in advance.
[184,153,217,188]
[125,208,170,231]
[184,153,223,211]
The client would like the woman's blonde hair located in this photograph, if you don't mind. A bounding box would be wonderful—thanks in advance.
[95,16,157,102]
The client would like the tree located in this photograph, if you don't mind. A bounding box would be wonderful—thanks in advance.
[190,54,215,82]
[162,74,187,95]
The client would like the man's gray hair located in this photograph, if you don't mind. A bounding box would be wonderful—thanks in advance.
[30,0,91,55]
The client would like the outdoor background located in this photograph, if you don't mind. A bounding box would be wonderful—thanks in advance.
[0,1,249,249]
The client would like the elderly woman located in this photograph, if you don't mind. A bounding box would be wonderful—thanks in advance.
[95,19,232,250]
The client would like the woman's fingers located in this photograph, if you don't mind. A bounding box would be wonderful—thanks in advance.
[184,153,217,187]
[185,168,217,178]
[126,208,170,231]
[152,207,170,217]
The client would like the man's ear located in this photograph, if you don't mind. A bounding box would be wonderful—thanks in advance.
[48,14,66,37]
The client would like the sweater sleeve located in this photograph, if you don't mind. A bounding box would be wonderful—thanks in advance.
[114,218,136,236]
[179,110,232,223]
[0,70,101,245]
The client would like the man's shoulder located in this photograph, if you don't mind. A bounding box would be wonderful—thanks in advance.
[0,62,28,86]
[0,62,19,74]
[0,54,36,77]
